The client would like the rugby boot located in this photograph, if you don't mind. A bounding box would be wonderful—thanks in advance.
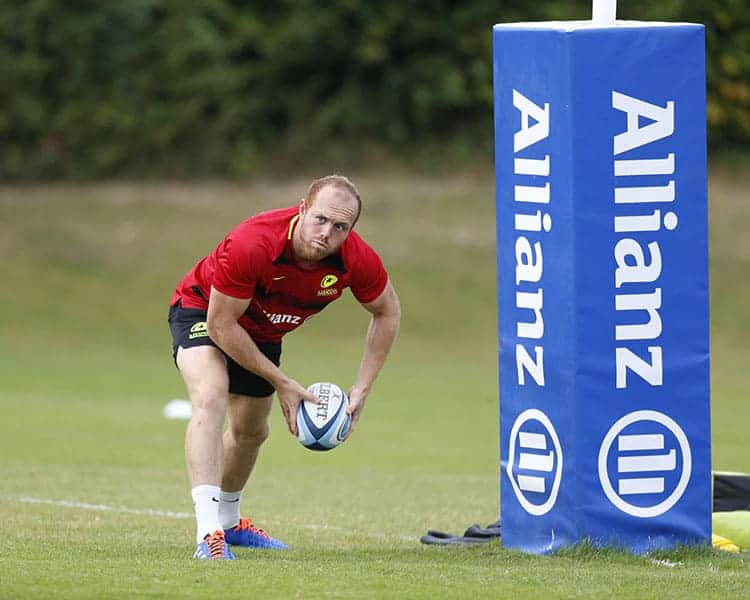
[193,530,237,560]
[224,517,289,549]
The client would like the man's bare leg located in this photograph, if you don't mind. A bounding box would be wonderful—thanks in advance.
[219,393,273,528]
[177,345,229,541]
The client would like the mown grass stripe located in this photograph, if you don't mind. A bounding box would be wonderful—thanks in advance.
[19,496,192,519]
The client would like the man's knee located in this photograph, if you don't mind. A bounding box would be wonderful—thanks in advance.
[191,386,228,417]
[176,346,229,418]
[230,419,270,448]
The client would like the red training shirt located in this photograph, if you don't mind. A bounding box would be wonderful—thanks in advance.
[170,205,388,343]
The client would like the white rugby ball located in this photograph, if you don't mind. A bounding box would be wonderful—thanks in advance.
[297,382,352,451]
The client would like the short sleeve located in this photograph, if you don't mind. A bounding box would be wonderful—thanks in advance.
[348,241,388,304]
[211,227,270,299]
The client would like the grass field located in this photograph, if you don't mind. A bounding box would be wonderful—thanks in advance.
[1,172,749,598]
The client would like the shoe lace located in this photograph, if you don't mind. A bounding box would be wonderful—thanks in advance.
[206,531,227,558]
[237,517,271,540]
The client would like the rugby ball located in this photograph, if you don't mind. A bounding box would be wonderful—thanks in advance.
[297,382,352,451]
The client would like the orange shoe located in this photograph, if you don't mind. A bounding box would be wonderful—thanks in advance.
[193,530,237,560]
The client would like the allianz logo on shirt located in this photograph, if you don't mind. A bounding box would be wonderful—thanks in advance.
[262,309,302,326]
[507,409,563,516]
[598,410,691,518]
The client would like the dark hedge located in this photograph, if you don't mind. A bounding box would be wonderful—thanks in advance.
[1,1,747,178]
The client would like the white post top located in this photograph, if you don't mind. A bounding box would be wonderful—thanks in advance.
[592,0,617,25]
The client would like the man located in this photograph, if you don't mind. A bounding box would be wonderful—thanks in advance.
[168,175,401,560]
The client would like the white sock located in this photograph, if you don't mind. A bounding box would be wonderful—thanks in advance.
[218,489,243,530]
[191,484,222,543]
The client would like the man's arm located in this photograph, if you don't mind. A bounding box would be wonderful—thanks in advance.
[206,286,318,435]
[347,279,401,433]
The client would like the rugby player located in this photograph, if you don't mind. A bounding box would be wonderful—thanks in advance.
[168,175,401,559]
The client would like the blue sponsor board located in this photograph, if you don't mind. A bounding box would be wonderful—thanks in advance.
[493,22,710,554]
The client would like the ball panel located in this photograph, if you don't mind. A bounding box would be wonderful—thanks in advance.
[304,441,334,452]
[304,382,346,430]
[337,414,352,441]
[315,406,350,448]
[298,399,344,439]
[296,410,318,447]
[296,382,350,451]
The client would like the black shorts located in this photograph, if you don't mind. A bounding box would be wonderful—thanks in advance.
[168,302,282,398]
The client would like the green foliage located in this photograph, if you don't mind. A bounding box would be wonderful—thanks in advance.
[617,0,750,149]
[1,1,748,178]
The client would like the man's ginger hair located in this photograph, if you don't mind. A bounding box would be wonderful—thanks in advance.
[305,175,362,226]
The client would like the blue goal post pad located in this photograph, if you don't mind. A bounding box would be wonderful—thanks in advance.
[493,21,710,554]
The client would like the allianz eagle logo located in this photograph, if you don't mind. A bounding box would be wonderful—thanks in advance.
[506,409,563,516]
[598,410,691,518]
[318,274,339,297]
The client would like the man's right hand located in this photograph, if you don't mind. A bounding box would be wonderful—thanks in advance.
[275,379,320,436]
[207,287,320,436]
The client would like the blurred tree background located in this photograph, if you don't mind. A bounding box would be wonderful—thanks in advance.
[1,0,747,179]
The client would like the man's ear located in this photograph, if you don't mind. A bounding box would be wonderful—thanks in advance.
[298,198,307,216]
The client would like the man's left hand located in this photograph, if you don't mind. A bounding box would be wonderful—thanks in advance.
[345,386,369,437]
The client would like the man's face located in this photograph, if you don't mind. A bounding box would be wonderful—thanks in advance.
[294,186,358,263]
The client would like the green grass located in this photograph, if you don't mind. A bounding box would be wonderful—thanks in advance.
[0,173,749,598]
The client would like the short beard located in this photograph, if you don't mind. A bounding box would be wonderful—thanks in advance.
[298,238,328,262]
